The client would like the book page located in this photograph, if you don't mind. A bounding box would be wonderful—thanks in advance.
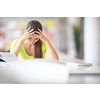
[0,52,19,62]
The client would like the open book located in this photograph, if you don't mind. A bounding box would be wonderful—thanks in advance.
[0,52,19,62]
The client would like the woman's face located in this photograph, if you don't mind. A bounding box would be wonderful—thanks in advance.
[28,35,39,45]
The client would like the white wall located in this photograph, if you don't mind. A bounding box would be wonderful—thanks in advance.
[84,17,100,66]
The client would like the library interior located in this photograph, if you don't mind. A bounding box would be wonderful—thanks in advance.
[0,17,100,84]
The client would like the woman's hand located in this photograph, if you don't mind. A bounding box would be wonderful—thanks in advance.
[35,28,48,43]
[20,27,34,42]
[35,28,59,60]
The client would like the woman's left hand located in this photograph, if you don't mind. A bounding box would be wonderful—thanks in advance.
[35,28,59,60]
[34,28,48,43]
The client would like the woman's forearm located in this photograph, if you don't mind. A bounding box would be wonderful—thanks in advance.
[12,27,34,57]
[34,29,59,60]
[12,39,23,57]
[45,40,59,60]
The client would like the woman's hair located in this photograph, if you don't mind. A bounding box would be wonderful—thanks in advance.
[26,20,43,58]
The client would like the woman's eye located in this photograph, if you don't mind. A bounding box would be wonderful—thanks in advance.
[29,37,32,39]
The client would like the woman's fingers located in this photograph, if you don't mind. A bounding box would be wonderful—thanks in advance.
[28,32,34,36]
[26,27,31,32]
[28,29,34,34]
[34,34,40,38]
[37,28,42,33]
[25,28,42,39]
[35,31,40,35]
[26,28,41,33]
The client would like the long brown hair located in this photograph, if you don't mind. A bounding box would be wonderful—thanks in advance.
[26,20,43,58]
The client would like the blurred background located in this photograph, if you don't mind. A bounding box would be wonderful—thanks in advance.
[0,17,100,66]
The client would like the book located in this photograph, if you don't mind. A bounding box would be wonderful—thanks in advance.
[0,52,19,62]
[65,61,93,70]
[0,54,7,62]
[75,62,93,67]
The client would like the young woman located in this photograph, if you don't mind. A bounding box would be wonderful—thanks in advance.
[10,20,59,61]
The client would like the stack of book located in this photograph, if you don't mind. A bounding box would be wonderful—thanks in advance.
[60,59,93,69]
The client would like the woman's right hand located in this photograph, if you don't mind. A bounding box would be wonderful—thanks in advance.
[20,27,34,42]
[11,27,34,57]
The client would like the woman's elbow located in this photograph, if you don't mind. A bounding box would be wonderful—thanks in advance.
[56,57,59,61]
[11,50,18,57]
[51,55,59,61]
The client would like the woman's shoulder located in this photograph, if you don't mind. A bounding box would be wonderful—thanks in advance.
[11,39,19,48]
[41,41,47,50]
[11,39,19,44]
[42,41,46,46]
[41,41,52,51]
[10,39,19,52]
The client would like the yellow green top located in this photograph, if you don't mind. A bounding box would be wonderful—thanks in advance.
[10,39,50,60]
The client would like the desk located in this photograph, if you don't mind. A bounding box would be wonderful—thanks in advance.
[68,66,100,84]
[0,52,100,84]
[0,59,69,84]
[60,58,100,84]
